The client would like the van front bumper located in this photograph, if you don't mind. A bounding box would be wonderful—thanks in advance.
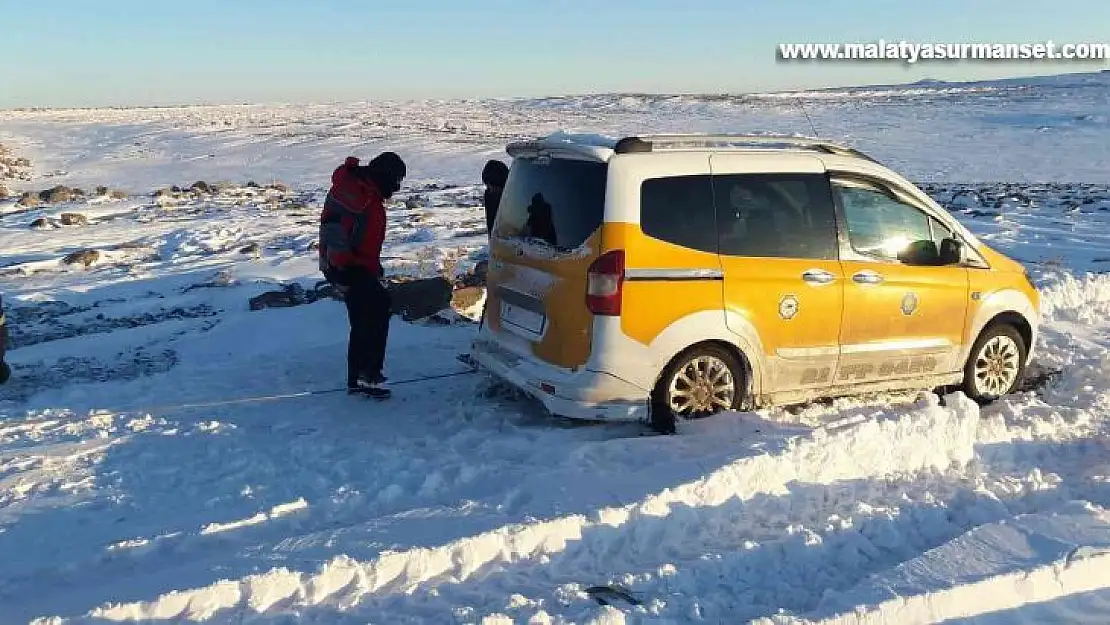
[470,336,650,423]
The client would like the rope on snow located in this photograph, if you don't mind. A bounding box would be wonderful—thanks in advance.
[110,368,478,415]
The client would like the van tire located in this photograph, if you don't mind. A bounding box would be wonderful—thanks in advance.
[650,344,745,434]
[962,323,1027,404]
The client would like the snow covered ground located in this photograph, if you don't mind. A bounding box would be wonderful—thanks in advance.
[0,71,1109,624]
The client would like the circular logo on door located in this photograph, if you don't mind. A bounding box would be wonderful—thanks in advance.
[779,294,799,320]
[901,292,919,316]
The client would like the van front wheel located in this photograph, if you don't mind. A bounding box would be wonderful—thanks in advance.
[962,323,1027,403]
[650,344,743,434]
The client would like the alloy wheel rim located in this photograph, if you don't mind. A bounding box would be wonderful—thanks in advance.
[667,355,736,416]
[973,335,1020,397]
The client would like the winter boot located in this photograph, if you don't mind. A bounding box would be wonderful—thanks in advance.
[349,371,390,399]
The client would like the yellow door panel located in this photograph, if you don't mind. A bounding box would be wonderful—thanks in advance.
[831,177,971,384]
[707,162,845,394]
[838,261,969,382]
[839,262,969,348]
[720,258,844,391]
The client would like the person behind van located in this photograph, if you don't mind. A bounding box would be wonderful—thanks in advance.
[319,152,407,397]
[481,159,509,236]
[523,193,557,247]
[0,293,10,385]
[471,159,510,334]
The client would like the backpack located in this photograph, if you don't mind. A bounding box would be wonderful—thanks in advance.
[318,193,368,285]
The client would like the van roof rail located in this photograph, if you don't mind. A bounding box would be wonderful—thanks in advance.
[612,133,882,163]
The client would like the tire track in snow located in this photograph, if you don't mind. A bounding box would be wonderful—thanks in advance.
[761,502,1110,625]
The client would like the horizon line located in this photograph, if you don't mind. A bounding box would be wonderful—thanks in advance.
[2,68,1105,113]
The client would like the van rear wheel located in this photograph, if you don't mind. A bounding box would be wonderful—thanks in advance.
[650,344,744,434]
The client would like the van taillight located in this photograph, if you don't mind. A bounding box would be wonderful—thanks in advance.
[586,250,625,316]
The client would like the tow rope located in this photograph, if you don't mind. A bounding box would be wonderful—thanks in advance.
[111,368,477,415]
[101,276,491,416]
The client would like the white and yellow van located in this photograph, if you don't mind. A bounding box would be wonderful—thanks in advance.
[469,133,1040,433]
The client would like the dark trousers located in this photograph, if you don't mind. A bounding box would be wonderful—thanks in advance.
[344,275,392,386]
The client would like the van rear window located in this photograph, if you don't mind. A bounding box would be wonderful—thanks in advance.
[494,158,607,252]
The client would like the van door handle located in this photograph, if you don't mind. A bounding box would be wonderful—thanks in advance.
[801,269,836,285]
[852,270,884,285]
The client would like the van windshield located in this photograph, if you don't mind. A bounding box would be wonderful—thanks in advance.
[494,157,607,252]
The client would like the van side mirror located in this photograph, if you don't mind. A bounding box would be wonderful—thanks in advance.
[897,239,941,266]
[939,238,963,265]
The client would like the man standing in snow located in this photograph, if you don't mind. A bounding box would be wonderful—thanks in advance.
[473,160,508,333]
[481,159,509,235]
[319,152,406,398]
[0,293,10,385]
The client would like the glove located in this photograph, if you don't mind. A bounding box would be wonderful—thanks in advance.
[0,361,10,385]
[347,266,372,284]
[329,265,365,286]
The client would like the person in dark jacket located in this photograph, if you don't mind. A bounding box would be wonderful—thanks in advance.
[481,159,509,235]
[0,294,9,385]
[319,152,406,397]
[472,160,509,334]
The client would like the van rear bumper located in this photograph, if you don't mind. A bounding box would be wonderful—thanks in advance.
[470,336,650,423]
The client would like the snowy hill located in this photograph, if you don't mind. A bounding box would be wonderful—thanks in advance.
[1,70,1108,191]
[1,72,1110,623]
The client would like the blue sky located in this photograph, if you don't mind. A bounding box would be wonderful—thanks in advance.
[1,0,1108,107]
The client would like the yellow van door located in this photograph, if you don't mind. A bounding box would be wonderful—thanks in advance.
[708,154,845,394]
[829,176,970,383]
[485,156,607,369]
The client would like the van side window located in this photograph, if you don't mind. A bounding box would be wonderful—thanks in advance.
[712,173,839,260]
[640,175,717,253]
[833,181,932,260]
[930,217,954,244]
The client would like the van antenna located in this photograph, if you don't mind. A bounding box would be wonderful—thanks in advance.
[795,98,820,137]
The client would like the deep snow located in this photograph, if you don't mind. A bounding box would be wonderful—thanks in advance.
[1,71,1109,624]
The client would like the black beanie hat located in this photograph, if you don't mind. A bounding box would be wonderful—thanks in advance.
[360,151,406,198]
[482,159,509,187]
[367,151,406,180]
